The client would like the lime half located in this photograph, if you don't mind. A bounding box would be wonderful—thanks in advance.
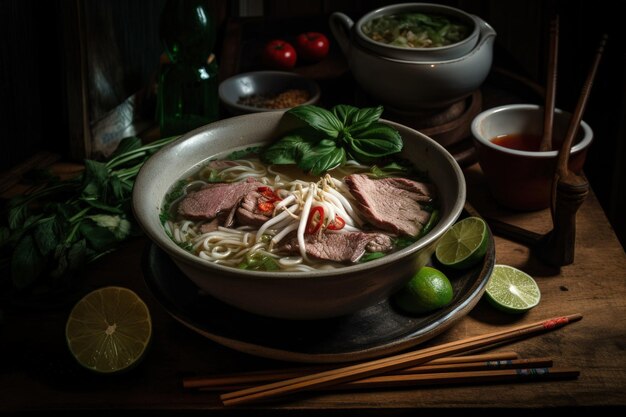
[435,216,489,269]
[393,266,454,315]
[484,265,541,314]
[66,286,152,374]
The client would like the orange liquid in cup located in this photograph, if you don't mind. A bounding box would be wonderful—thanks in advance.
[491,133,558,152]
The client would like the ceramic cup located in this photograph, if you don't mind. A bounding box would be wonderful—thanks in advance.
[471,104,593,211]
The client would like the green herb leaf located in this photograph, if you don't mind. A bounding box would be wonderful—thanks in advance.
[33,217,59,257]
[287,105,342,137]
[79,219,119,252]
[299,139,346,175]
[8,201,28,230]
[262,104,403,175]
[109,136,142,160]
[419,209,440,238]
[227,146,263,160]
[1,134,179,300]
[82,160,110,200]
[347,122,403,161]
[394,235,418,249]
[238,253,280,271]
[11,234,44,289]
[370,162,413,178]
[359,251,386,263]
[334,105,383,132]
[262,132,315,165]
[82,198,124,214]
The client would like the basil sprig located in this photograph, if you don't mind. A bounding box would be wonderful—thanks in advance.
[262,104,403,175]
[0,135,178,300]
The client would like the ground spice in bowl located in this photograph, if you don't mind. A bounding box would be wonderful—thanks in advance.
[237,89,310,109]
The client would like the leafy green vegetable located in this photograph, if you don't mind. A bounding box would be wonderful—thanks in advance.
[420,209,440,238]
[238,253,280,271]
[262,104,402,175]
[370,162,414,178]
[226,146,263,160]
[359,251,387,263]
[0,135,178,300]
[362,12,470,48]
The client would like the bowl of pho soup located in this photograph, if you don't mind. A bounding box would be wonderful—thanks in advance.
[132,108,465,319]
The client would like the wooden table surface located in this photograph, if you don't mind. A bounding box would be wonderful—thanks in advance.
[2,20,625,411]
[1,159,625,415]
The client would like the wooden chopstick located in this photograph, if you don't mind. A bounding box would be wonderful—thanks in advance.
[540,15,559,151]
[221,313,582,406]
[183,352,520,391]
[197,357,550,392]
[555,33,608,179]
[327,367,580,391]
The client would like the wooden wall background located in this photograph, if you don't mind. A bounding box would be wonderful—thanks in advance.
[1,0,624,248]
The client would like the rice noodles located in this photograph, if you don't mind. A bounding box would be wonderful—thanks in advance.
[165,158,373,272]
[164,157,437,272]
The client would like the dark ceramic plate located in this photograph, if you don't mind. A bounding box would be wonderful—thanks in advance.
[142,225,495,364]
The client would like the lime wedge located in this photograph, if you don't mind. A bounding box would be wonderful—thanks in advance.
[484,265,541,314]
[435,216,489,269]
[66,286,152,374]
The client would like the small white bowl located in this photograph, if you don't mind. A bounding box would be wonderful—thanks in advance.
[218,71,320,115]
[471,104,593,210]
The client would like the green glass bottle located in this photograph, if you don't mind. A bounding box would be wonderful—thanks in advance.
[157,0,219,137]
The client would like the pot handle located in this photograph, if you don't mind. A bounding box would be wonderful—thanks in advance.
[329,12,354,56]
[475,16,497,46]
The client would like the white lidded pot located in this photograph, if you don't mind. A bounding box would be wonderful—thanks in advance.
[330,3,497,110]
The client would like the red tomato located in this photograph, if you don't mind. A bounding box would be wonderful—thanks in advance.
[296,32,330,62]
[262,39,297,70]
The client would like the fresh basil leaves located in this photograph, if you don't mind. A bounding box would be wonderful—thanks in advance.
[262,104,403,175]
[0,135,178,299]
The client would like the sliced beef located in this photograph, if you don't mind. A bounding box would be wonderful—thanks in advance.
[236,190,273,227]
[280,231,393,263]
[345,174,436,237]
[177,178,261,220]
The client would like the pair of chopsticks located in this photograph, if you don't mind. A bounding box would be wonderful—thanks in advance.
[182,313,582,406]
[540,15,607,157]
[185,352,573,393]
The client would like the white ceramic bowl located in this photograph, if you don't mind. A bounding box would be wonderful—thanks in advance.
[471,104,594,210]
[219,71,320,115]
[132,111,465,319]
[329,3,496,110]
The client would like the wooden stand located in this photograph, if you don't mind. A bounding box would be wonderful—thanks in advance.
[356,90,483,167]
[485,173,590,268]
[536,175,589,266]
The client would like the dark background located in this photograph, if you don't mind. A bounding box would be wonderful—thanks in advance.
[1,0,624,248]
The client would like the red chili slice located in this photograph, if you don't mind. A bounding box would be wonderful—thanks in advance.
[257,187,281,203]
[326,215,346,231]
[306,206,324,234]
[257,201,274,213]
